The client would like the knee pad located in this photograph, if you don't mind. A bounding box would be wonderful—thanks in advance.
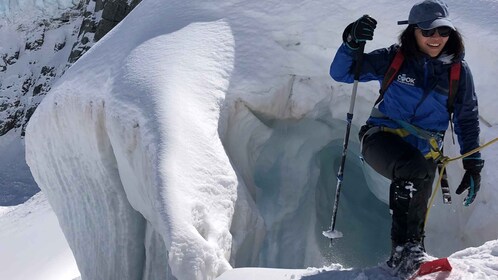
[389,180,416,211]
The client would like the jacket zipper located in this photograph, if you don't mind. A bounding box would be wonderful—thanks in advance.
[411,59,436,122]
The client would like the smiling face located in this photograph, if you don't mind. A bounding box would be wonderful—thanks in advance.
[414,28,449,57]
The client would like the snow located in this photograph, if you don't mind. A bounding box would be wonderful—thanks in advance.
[218,240,498,279]
[0,0,496,279]
[0,0,78,22]
[0,192,79,280]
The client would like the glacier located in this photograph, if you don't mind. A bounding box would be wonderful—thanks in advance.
[24,0,498,279]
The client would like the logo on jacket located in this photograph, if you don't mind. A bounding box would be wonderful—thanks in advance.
[397,74,416,86]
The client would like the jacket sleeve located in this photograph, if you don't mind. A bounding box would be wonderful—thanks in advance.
[329,43,396,83]
[452,61,481,157]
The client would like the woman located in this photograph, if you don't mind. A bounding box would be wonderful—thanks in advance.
[330,0,484,277]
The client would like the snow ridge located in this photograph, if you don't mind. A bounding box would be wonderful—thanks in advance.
[26,13,238,280]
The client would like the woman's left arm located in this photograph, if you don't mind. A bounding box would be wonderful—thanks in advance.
[452,61,481,157]
[453,62,485,206]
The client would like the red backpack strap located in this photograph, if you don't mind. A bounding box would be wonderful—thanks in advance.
[447,62,462,115]
[375,49,405,105]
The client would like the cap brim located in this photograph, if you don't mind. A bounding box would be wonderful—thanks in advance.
[417,18,455,30]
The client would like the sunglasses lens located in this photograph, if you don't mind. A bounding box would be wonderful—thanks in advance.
[421,29,436,37]
[438,27,451,37]
[421,27,452,37]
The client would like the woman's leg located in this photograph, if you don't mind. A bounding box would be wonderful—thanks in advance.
[361,131,436,244]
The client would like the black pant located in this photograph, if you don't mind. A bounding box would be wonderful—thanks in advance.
[361,131,437,245]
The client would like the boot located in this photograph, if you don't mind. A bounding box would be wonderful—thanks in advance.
[396,240,430,279]
[386,241,404,269]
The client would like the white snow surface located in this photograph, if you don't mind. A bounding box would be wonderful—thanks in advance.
[2,0,495,279]
[0,192,79,280]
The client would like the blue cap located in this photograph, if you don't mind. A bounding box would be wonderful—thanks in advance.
[397,0,455,30]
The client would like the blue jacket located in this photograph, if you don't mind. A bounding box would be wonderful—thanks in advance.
[330,43,480,157]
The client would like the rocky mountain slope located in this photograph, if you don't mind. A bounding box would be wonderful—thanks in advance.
[0,0,140,137]
[0,0,140,205]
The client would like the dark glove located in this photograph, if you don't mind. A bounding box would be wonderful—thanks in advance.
[456,157,484,206]
[343,15,377,50]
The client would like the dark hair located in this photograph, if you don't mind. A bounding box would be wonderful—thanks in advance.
[398,24,465,60]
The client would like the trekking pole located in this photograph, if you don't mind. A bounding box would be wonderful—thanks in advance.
[323,42,365,240]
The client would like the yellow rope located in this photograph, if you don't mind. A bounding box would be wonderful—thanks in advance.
[424,137,498,228]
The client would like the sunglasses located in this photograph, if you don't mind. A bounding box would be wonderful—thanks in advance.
[419,26,452,37]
